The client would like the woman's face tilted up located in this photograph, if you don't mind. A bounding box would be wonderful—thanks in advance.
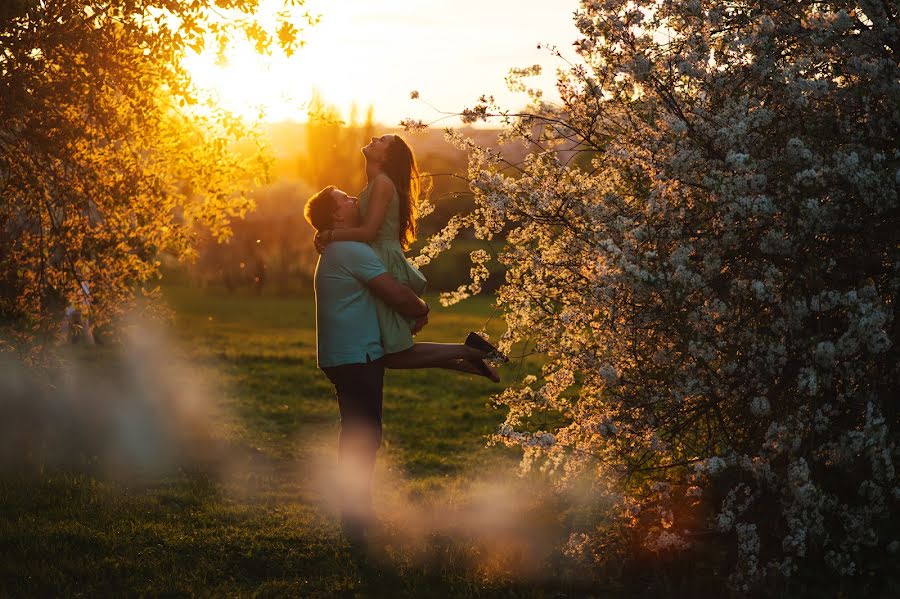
[361,134,395,167]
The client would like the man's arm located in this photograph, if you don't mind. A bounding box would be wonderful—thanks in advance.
[366,273,429,320]
[339,242,429,330]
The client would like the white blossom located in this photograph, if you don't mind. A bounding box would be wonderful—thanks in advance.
[415,0,900,590]
[750,396,770,416]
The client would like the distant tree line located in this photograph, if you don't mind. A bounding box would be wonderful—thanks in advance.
[188,106,511,294]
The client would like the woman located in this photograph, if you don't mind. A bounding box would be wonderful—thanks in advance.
[315,134,505,380]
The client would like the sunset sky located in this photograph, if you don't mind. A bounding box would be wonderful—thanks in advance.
[184,0,582,125]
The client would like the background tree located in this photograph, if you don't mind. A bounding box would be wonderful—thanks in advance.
[188,178,319,294]
[188,97,383,295]
[0,0,314,347]
[300,91,373,193]
[417,0,899,591]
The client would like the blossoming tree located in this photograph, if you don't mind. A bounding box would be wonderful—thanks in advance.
[415,0,899,589]
[0,0,314,345]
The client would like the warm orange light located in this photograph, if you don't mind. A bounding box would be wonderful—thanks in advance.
[182,0,371,123]
[184,42,311,122]
[182,0,582,126]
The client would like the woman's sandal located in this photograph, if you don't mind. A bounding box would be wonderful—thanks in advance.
[465,332,509,364]
[470,358,500,383]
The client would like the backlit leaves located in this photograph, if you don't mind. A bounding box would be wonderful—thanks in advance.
[0,0,315,338]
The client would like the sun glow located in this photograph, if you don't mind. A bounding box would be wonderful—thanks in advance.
[184,42,314,122]
[181,0,329,123]
[182,0,582,126]
[182,0,367,123]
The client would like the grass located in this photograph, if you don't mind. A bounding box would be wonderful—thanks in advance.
[164,285,519,471]
[0,286,613,598]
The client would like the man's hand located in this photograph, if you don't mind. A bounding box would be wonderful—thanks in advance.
[367,274,430,320]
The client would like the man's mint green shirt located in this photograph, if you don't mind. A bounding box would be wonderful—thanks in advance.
[314,241,387,368]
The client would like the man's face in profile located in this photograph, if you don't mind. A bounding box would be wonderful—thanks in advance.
[331,189,360,228]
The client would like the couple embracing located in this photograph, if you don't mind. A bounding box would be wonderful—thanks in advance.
[303,134,506,539]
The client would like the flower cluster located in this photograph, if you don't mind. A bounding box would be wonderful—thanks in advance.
[416,0,899,590]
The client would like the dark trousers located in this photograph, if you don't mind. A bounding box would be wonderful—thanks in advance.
[321,358,384,521]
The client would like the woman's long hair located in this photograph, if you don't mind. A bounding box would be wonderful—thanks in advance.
[383,136,419,250]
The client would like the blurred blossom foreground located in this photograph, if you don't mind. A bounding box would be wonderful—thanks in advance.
[0,321,220,478]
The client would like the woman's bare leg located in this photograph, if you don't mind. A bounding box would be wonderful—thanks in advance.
[435,358,500,382]
[382,342,484,369]
[383,343,500,382]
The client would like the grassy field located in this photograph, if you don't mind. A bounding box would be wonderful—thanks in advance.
[0,286,613,597]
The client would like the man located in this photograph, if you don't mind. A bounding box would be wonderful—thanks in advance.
[304,185,429,539]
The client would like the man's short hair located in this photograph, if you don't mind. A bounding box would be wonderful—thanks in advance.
[304,185,337,231]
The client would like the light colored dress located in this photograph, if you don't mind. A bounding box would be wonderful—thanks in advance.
[358,173,428,354]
